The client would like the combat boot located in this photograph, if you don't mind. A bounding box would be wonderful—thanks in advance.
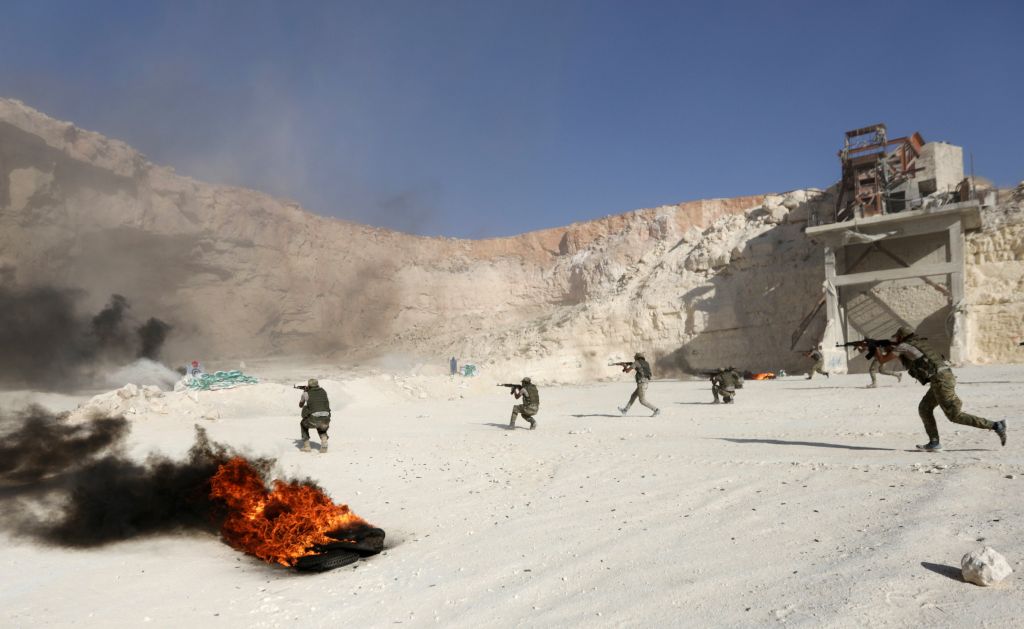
[915,440,943,452]
[320,436,329,453]
[528,418,537,430]
[618,406,628,416]
[652,408,661,416]
[866,383,877,389]
[301,439,311,452]
[896,372,903,383]
[993,420,1007,447]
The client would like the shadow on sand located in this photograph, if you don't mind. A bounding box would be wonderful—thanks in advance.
[292,438,324,452]
[570,413,622,418]
[717,437,896,452]
[920,562,964,582]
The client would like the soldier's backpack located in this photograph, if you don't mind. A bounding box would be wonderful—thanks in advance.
[639,359,653,380]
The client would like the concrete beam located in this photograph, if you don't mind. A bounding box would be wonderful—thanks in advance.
[831,262,960,287]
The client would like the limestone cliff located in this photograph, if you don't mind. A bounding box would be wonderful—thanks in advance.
[1,98,1020,382]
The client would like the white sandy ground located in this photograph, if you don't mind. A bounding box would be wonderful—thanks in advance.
[2,365,1022,628]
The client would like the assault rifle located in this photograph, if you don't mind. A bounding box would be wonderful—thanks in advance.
[608,361,633,368]
[293,384,310,391]
[837,338,897,361]
[497,383,523,390]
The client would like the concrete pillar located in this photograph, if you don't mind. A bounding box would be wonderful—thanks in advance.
[822,245,847,373]
[948,220,967,364]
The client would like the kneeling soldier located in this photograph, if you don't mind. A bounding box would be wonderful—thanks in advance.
[509,377,539,430]
[298,378,331,453]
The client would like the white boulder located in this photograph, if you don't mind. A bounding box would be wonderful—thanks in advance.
[961,546,1013,586]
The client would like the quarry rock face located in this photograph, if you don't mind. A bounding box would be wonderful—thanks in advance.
[961,546,1013,586]
[2,97,1022,380]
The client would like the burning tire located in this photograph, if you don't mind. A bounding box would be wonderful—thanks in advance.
[293,526,386,573]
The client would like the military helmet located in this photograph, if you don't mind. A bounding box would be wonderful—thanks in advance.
[521,377,531,385]
[634,352,645,359]
[307,378,319,387]
[893,325,914,340]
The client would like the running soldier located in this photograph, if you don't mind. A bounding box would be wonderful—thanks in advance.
[850,340,902,388]
[804,345,830,379]
[508,377,539,430]
[877,326,1007,451]
[298,378,331,453]
[618,352,660,416]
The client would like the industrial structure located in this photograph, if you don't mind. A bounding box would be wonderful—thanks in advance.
[799,124,987,373]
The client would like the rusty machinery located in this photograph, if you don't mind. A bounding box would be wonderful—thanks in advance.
[835,124,925,222]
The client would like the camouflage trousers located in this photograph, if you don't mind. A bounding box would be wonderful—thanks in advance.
[300,414,331,440]
[712,383,735,403]
[868,358,898,385]
[918,370,993,440]
[807,359,828,378]
[625,380,658,411]
[510,404,538,428]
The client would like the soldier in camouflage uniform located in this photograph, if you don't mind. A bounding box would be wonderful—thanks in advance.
[710,368,726,403]
[710,367,741,404]
[508,377,539,430]
[618,353,660,417]
[721,367,742,403]
[804,345,829,379]
[298,378,332,453]
[878,326,1007,451]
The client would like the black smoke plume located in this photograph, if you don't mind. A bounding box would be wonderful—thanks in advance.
[137,317,173,360]
[90,294,130,346]
[0,405,129,483]
[0,406,274,547]
[0,284,173,389]
[0,284,85,384]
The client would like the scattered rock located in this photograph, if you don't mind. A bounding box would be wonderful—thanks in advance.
[961,546,1013,586]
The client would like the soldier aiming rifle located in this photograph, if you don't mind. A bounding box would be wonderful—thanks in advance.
[296,378,331,453]
[616,353,660,417]
[837,339,902,388]
[500,378,539,430]
[876,326,1006,451]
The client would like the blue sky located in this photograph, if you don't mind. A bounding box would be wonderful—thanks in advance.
[1,1,1021,237]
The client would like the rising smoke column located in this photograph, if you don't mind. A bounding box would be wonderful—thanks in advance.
[0,284,173,389]
[0,284,86,384]
[137,317,173,360]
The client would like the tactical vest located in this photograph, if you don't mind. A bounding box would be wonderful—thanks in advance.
[522,383,539,408]
[305,386,331,414]
[898,336,948,385]
[636,359,653,381]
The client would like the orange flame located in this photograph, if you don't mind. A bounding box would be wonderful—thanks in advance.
[750,372,776,380]
[209,457,368,566]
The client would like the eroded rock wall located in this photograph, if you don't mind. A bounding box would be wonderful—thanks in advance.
[2,97,1019,381]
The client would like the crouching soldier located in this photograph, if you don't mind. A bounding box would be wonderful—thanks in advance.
[714,367,742,404]
[298,378,331,453]
[509,377,539,430]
